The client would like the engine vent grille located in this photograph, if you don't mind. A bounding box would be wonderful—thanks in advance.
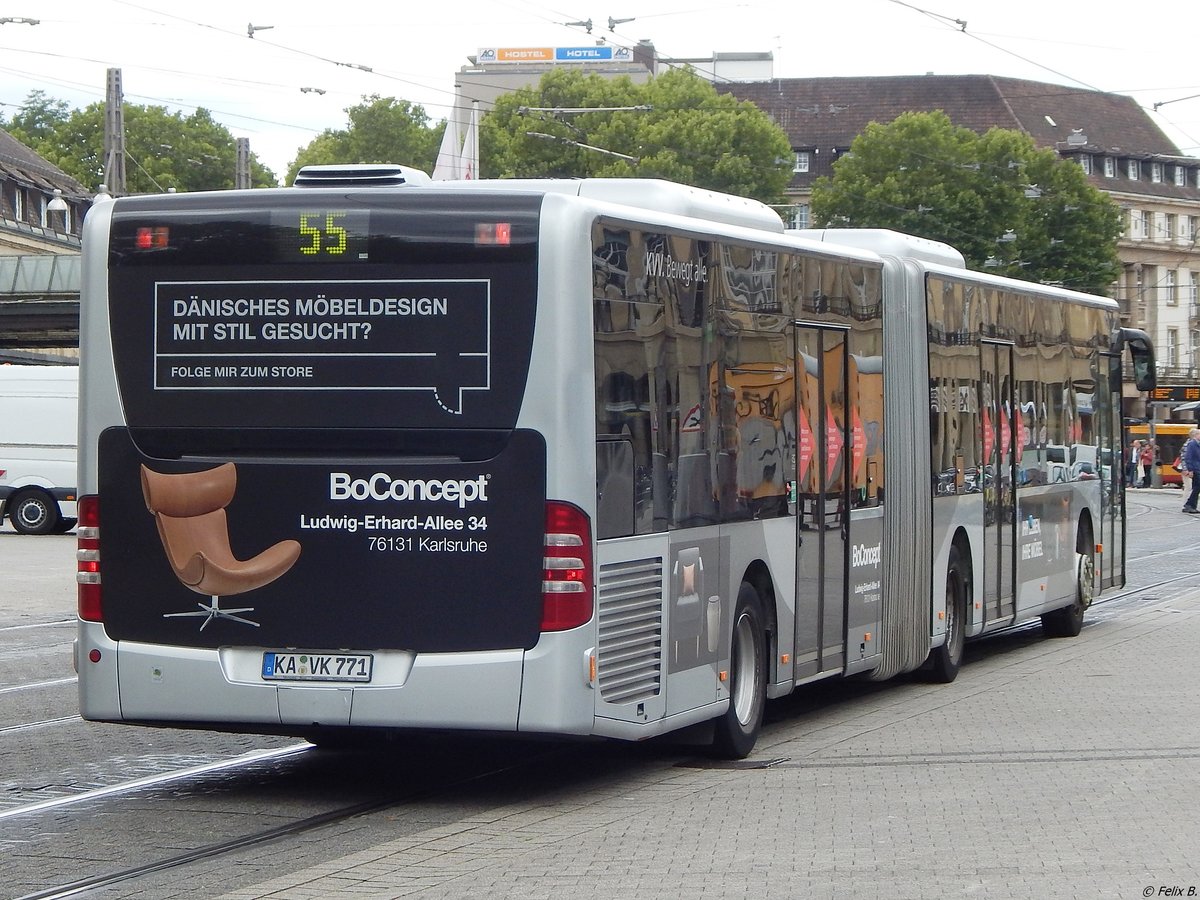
[597,557,663,704]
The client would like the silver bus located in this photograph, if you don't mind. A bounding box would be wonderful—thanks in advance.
[75,168,1154,758]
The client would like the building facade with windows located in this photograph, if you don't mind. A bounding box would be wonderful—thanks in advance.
[719,75,1200,393]
[1,130,88,250]
[1,130,90,359]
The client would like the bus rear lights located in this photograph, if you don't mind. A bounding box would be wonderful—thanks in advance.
[1095,543,1103,554]
[474,222,511,245]
[76,495,103,622]
[541,501,593,632]
[88,649,102,664]
[135,226,170,250]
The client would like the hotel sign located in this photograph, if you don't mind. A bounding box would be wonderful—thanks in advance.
[477,46,634,64]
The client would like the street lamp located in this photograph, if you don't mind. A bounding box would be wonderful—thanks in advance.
[46,189,68,233]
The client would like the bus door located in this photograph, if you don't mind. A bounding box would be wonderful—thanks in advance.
[981,340,1016,626]
[1098,351,1124,589]
[793,324,849,679]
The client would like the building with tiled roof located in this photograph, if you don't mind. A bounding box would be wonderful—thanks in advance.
[1,130,90,359]
[0,130,89,251]
[720,75,1200,387]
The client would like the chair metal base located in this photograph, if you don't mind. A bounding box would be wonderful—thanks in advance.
[164,596,259,630]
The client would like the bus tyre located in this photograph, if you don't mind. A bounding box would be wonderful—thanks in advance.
[711,582,767,760]
[10,489,60,535]
[1042,531,1093,638]
[929,544,968,683]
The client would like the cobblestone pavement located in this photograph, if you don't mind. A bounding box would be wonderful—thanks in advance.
[217,585,1200,899]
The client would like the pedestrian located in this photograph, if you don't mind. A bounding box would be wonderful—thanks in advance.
[1128,439,1141,486]
[1140,440,1156,488]
[1182,429,1200,513]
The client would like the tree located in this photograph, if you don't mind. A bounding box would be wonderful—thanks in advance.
[810,111,1122,293]
[2,91,277,192]
[482,67,794,203]
[2,90,71,146]
[286,95,440,185]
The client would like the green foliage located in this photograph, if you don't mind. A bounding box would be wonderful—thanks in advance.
[286,95,440,185]
[5,76,793,205]
[3,90,277,192]
[810,111,1122,293]
[3,90,71,144]
[482,68,794,202]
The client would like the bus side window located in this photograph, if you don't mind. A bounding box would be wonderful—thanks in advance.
[596,438,636,539]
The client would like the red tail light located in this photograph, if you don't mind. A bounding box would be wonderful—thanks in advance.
[541,501,593,631]
[77,495,102,622]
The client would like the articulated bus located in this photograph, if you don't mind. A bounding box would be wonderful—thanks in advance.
[75,168,1155,758]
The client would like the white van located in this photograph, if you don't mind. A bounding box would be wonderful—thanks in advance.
[0,365,78,534]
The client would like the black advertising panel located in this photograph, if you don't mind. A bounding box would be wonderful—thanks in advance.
[100,190,550,652]
[99,427,547,652]
[107,190,542,430]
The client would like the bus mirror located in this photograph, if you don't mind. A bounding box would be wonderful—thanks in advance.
[1111,328,1156,393]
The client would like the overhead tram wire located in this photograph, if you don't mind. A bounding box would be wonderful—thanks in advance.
[25,0,759,151]
[0,45,347,101]
[102,0,468,117]
[105,0,601,120]
[865,3,1198,154]
[0,49,353,148]
[887,0,1130,97]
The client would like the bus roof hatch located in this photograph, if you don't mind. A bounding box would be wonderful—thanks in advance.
[293,164,433,187]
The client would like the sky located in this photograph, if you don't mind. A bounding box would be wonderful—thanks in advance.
[3,0,1199,183]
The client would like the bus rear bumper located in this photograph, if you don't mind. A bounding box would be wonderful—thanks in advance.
[84,636,526,732]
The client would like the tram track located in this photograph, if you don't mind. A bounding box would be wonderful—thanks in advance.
[0,744,309,823]
[0,675,75,696]
[0,714,80,736]
[0,618,74,633]
[12,739,576,900]
[11,564,1194,900]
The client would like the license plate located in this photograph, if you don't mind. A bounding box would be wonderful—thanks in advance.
[261,651,373,683]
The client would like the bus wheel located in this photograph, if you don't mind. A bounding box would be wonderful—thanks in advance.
[711,582,767,760]
[929,544,968,683]
[10,489,60,535]
[1042,529,1094,638]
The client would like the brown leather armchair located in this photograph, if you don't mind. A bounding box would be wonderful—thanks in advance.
[141,463,301,630]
